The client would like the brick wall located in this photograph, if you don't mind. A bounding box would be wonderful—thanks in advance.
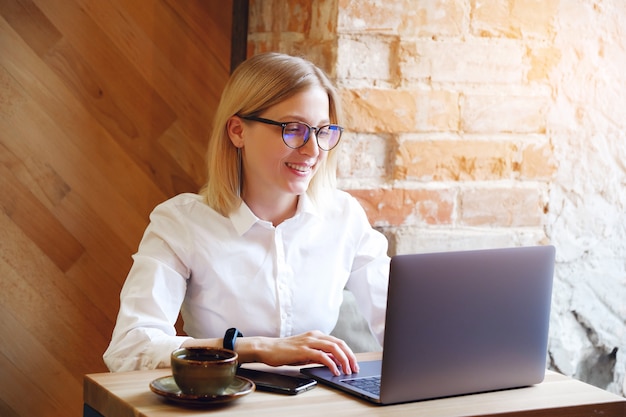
[249,0,555,253]
[248,0,625,396]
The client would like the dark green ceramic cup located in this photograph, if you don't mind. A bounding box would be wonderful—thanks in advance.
[171,347,238,396]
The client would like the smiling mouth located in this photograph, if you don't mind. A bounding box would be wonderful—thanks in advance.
[286,162,313,173]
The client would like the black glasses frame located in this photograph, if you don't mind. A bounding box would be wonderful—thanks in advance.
[240,115,343,151]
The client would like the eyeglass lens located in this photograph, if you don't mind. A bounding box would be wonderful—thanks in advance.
[283,122,341,150]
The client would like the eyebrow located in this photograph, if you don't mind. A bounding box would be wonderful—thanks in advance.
[276,115,332,125]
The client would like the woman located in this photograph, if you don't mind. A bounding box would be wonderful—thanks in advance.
[103,52,389,376]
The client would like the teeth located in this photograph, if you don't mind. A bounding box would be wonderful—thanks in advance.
[286,163,311,172]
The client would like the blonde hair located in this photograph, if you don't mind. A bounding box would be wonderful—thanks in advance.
[200,52,342,216]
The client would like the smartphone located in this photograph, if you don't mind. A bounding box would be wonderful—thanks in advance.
[237,367,317,395]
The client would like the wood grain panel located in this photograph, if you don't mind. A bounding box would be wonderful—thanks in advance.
[0,158,84,272]
[0,0,239,415]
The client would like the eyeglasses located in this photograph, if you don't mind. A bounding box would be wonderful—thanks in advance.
[241,116,343,151]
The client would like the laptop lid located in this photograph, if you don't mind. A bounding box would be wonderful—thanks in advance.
[302,245,555,405]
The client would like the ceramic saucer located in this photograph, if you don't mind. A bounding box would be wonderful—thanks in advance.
[150,375,255,406]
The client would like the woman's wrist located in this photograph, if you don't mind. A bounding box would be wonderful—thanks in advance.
[179,336,270,364]
[236,336,271,363]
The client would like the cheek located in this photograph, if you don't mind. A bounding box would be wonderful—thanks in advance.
[315,151,329,167]
[247,138,283,163]
[255,148,290,174]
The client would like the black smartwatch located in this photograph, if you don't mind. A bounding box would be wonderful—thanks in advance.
[223,327,243,351]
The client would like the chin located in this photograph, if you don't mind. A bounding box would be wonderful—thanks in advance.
[286,182,311,196]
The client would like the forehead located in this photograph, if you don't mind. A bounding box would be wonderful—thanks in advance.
[264,87,330,122]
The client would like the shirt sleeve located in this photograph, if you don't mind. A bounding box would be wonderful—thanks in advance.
[103,201,193,372]
[343,196,390,346]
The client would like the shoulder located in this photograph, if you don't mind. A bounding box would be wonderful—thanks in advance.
[316,189,370,221]
[148,193,220,227]
[157,192,204,207]
[143,194,227,253]
[152,193,209,215]
[331,188,366,210]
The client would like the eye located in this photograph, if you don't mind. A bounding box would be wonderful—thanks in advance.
[317,126,331,138]
[284,123,307,136]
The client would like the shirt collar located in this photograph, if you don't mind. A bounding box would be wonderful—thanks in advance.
[230,194,319,236]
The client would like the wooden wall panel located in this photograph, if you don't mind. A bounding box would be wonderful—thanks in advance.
[0,0,236,415]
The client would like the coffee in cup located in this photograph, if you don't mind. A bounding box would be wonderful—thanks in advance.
[171,347,238,396]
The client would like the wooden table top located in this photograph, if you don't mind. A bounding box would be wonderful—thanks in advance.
[84,352,626,417]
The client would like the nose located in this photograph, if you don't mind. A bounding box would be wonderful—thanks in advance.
[299,128,321,156]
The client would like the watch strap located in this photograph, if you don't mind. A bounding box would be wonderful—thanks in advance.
[223,327,243,351]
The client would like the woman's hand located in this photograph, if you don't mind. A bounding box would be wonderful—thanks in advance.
[239,330,359,376]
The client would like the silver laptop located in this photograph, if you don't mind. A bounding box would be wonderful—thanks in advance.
[301,245,555,405]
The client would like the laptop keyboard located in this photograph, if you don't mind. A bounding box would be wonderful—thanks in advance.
[341,375,381,396]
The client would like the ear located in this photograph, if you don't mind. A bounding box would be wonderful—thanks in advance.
[227,115,245,148]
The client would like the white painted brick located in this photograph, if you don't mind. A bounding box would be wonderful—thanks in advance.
[338,0,468,37]
[462,94,549,133]
[399,39,524,83]
[337,132,390,180]
[392,227,547,255]
[337,35,393,81]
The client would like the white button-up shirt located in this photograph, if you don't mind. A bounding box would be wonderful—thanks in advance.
[103,191,389,372]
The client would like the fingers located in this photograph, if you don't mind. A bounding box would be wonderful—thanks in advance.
[253,332,360,376]
[299,331,359,376]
